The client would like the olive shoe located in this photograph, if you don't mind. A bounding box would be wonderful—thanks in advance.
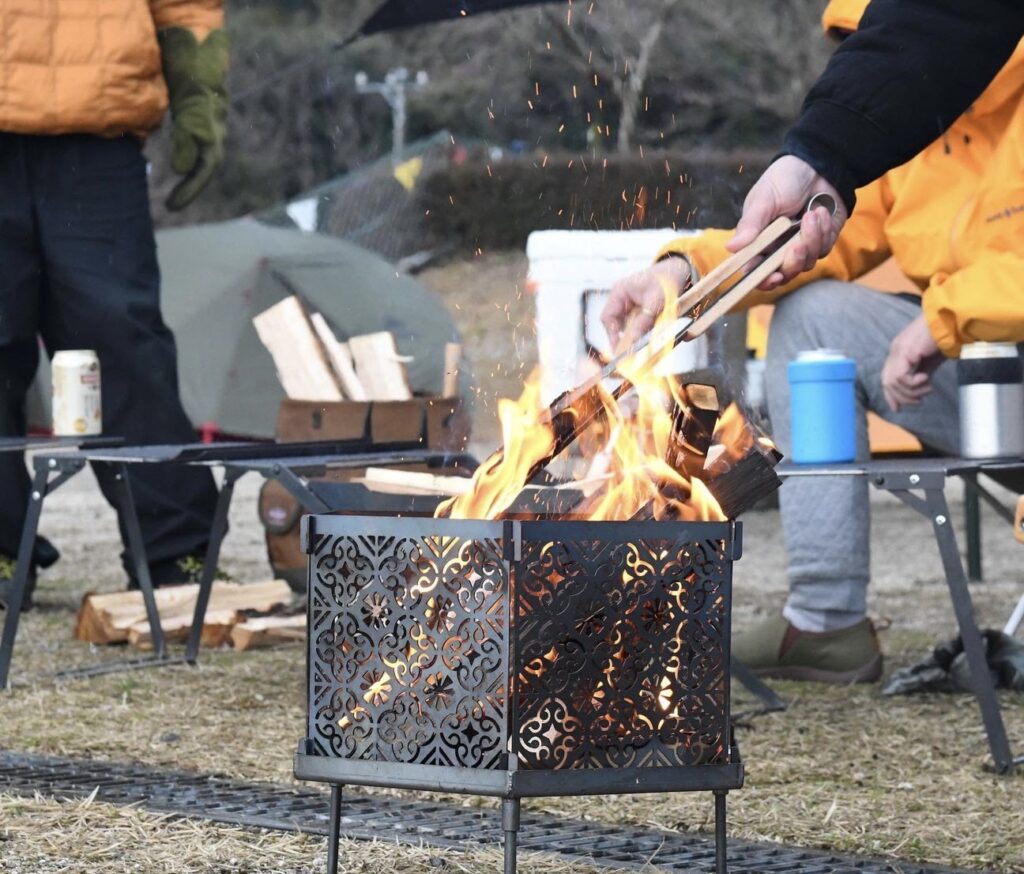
[733,614,883,684]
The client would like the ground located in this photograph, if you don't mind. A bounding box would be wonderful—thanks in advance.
[1,252,1023,872]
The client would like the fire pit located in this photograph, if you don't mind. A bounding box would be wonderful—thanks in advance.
[295,513,743,873]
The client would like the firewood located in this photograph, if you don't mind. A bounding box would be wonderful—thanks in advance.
[443,342,462,398]
[349,332,414,401]
[310,312,368,401]
[360,467,474,496]
[668,383,721,476]
[128,609,242,650]
[253,297,343,401]
[1015,495,1024,545]
[231,615,307,651]
[703,443,782,519]
[75,580,293,649]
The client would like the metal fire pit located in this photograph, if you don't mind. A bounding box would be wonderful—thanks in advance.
[295,515,743,873]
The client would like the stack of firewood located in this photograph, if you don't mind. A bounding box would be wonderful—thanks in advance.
[253,296,461,401]
[75,581,306,652]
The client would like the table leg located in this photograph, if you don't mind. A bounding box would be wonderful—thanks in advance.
[184,470,241,665]
[924,488,1014,772]
[113,463,165,659]
[0,465,52,688]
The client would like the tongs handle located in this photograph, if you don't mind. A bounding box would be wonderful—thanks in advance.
[681,192,839,340]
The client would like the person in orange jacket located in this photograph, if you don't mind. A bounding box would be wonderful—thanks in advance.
[602,0,1024,683]
[0,1,228,607]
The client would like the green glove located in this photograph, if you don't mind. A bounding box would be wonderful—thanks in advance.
[158,27,229,211]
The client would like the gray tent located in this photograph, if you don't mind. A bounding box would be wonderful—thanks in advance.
[29,218,461,438]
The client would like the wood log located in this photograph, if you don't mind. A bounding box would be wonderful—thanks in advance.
[310,313,368,401]
[360,467,474,496]
[703,442,782,519]
[443,342,462,398]
[231,615,307,651]
[1015,495,1024,545]
[253,297,343,401]
[128,609,242,650]
[75,580,294,649]
[668,383,721,477]
[349,332,413,401]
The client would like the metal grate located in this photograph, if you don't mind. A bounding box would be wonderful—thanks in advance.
[0,750,969,874]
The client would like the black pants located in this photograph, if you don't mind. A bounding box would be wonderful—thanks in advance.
[0,132,217,572]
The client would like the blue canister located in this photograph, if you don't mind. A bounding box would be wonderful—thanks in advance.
[787,350,857,464]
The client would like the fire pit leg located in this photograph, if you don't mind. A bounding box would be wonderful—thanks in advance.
[326,784,343,874]
[714,790,728,874]
[502,797,520,874]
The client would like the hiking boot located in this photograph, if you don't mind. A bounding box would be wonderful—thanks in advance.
[733,614,883,684]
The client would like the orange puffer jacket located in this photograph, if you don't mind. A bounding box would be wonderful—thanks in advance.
[0,0,223,138]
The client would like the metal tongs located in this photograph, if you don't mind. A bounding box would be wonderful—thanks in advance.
[503,194,838,482]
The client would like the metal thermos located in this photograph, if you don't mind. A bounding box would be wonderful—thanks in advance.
[51,350,102,436]
[788,349,857,464]
[957,342,1024,459]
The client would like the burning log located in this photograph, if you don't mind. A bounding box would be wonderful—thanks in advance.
[668,382,721,478]
[703,440,783,519]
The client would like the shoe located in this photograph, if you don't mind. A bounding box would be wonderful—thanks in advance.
[733,614,883,684]
[0,559,37,612]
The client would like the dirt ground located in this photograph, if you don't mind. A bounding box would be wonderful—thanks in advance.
[0,252,1022,872]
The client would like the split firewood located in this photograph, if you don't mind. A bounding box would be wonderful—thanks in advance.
[253,297,343,401]
[310,312,368,401]
[349,332,414,401]
[128,608,242,650]
[360,467,474,496]
[231,615,307,651]
[703,438,783,519]
[668,383,721,477]
[1015,495,1024,544]
[75,580,293,648]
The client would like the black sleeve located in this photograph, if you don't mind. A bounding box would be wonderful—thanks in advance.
[781,0,1024,211]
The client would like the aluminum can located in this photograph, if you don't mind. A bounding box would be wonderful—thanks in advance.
[958,342,1024,459]
[52,350,102,436]
[787,349,857,464]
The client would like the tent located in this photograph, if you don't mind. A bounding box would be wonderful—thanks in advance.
[29,219,462,439]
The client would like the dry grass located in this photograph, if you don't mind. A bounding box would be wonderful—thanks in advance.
[0,794,604,873]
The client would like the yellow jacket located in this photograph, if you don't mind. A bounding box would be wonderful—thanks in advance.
[659,38,1024,358]
[0,0,223,138]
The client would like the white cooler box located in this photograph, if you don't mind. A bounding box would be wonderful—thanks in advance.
[528,228,707,406]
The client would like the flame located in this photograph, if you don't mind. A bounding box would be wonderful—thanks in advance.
[440,274,738,523]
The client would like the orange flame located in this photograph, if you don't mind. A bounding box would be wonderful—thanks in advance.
[439,275,769,523]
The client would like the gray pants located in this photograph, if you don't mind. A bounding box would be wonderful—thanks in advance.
[765,281,960,631]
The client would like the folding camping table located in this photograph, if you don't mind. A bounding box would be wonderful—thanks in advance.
[754,457,1024,774]
[0,439,475,687]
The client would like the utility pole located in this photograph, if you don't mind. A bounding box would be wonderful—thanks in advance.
[354,68,429,162]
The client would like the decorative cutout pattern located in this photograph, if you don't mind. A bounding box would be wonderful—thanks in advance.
[308,521,732,774]
[514,535,730,769]
[308,532,508,768]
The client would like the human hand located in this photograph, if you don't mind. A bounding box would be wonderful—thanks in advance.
[881,314,944,412]
[600,257,693,349]
[726,155,848,289]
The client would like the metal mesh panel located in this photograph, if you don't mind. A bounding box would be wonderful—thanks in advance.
[308,520,509,768]
[513,522,731,770]
[307,517,734,775]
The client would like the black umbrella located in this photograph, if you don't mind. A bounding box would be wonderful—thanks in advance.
[359,0,567,36]
[235,0,568,102]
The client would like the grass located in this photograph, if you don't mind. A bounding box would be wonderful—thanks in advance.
[0,794,605,873]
